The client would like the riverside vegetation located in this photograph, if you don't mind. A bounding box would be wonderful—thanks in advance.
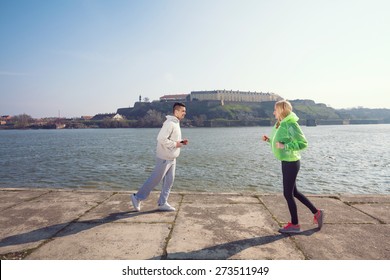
[2,99,390,129]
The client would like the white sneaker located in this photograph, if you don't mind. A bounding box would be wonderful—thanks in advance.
[158,202,175,211]
[131,194,141,212]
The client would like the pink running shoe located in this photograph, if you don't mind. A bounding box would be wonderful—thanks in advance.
[278,222,301,233]
[314,209,324,229]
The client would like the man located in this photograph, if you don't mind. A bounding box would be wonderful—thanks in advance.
[131,102,188,212]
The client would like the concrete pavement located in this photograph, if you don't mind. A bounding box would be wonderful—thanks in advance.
[0,188,389,260]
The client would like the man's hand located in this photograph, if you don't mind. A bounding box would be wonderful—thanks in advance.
[176,139,189,147]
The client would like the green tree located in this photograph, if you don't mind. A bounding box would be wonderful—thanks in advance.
[138,109,164,127]
[192,114,207,126]
[11,114,34,128]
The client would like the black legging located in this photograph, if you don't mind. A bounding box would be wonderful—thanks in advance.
[282,160,318,225]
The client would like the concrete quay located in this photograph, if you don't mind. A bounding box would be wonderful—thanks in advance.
[0,188,389,260]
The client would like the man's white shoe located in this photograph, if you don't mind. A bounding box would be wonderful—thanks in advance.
[131,194,141,212]
[158,203,175,211]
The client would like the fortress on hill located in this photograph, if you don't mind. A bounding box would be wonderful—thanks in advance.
[159,90,282,104]
[114,89,285,126]
[87,89,390,128]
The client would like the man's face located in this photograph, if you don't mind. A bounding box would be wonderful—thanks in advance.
[174,106,186,120]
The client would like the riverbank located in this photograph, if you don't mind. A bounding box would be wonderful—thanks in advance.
[0,188,389,260]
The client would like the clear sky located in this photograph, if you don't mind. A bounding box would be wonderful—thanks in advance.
[1,0,389,118]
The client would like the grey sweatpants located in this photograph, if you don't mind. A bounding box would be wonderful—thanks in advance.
[135,157,176,206]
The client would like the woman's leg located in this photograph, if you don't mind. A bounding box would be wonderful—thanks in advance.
[294,189,318,214]
[282,161,300,225]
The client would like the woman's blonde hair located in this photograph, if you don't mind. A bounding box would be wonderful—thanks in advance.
[275,100,292,128]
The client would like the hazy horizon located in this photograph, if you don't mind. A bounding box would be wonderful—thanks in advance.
[5,95,389,120]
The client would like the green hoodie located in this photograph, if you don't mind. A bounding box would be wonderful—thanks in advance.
[269,112,308,162]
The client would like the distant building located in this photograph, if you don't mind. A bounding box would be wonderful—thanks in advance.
[158,90,281,104]
[0,115,11,125]
[92,113,124,121]
[112,114,124,120]
[190,90,282,103]
[81,116,93,120]
[159,94,189,102]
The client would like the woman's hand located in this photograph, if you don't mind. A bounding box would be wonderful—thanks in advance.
[276,142,285,149]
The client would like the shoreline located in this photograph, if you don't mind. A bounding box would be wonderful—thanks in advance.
[1,186,389,196]
[1,122,390,130]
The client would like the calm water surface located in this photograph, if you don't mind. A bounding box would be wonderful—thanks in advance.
[0,125,389,194]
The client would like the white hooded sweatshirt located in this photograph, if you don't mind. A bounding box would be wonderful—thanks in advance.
[156,115,182,160]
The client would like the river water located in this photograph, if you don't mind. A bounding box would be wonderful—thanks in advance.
[0,125,389,194]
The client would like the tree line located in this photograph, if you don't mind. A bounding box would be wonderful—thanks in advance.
[2,100,390,129]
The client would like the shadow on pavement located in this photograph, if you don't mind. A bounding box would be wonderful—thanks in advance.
[152,228,318,260]
[0,209,158,247]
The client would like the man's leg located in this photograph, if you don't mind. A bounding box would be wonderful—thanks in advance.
[136,158,171,201]
[158,159,176,206]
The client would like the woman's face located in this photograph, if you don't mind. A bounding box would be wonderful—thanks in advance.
[273,105,281,120]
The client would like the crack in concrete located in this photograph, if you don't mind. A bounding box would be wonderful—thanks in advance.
[160,193,184,260]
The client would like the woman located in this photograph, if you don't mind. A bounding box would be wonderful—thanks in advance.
[262,100,324,233]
